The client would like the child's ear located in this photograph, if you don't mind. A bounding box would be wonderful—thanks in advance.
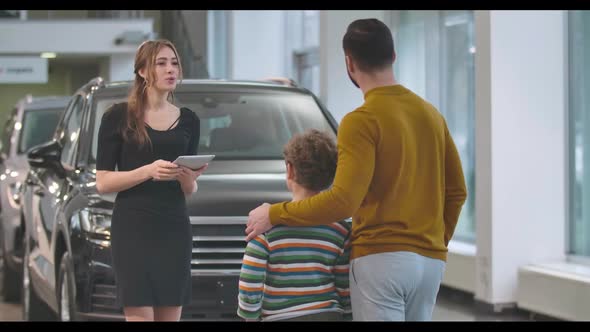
[286,162,294,180]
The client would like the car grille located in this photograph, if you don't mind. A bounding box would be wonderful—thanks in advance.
[190,216,247,273]
[91,283,120,314]
[88,216,247,317]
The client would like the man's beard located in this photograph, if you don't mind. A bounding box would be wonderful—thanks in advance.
[347,70,359,89]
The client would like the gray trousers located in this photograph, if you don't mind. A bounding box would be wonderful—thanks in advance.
[349,251,445,321]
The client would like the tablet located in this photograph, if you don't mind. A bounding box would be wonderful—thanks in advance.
[173,155,215,170]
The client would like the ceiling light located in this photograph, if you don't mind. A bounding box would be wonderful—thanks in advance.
[41,52,57,59]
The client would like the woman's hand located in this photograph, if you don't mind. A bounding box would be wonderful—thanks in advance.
[176,164,209,194]
[146,159,181,181]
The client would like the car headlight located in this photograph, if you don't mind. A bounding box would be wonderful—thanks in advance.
[79,208,111,237]
[8,181,22,205]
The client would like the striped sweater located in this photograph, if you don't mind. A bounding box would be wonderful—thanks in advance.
[237,221,352,321]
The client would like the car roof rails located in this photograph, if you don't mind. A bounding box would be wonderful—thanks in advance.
[83,76,104,89]
[86,76,104,86]
[261,77,298,87]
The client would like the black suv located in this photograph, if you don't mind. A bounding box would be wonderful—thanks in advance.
[0,95,67,303]
[20,77,338,321]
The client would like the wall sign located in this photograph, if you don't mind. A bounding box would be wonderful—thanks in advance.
[0,57,48,83]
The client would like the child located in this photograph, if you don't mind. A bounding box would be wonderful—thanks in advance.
[237,129,351,322]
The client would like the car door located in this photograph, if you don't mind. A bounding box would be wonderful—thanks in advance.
[28,94,84,301]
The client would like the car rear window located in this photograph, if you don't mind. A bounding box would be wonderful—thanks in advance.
[90,90,335,162]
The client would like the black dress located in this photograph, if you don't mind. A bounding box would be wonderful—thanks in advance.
[96,102,200,307]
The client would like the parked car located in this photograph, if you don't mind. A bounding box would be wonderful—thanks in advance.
[0,95,68,303]
[20,77,339,321]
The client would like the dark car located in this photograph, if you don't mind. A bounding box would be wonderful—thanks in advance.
[20,77,338,321]
[0,95,67,303]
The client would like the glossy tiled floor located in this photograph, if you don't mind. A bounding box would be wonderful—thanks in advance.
[0,300,20,321]
[0,258,21,321]
[0,288,538,322]
[432,287,535,321]
[0,258,549,322]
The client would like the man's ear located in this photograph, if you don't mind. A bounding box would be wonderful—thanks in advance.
[345,55,355,73]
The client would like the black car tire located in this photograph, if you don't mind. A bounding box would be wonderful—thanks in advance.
[21,235,55,321]
[1,250,21,302]
[57,252,78,321]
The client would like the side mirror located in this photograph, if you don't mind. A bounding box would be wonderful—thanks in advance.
[27,140,62,170]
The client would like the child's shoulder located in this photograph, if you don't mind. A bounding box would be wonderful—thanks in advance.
[267,224,346,236]
[334,219,352,232]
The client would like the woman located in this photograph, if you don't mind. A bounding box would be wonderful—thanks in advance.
[95,39,206,321]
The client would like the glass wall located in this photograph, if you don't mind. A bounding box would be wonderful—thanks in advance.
[0,10,21,18]
[394,10,476,243]
[207,10,229,79]
[284,11,320,96]
[207,10,319,93]
[569,10,590,258]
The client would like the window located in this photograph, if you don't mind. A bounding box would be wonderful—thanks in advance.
[207,10,229,79]
[18,109,63,154]
[59,96,84,169]
[90,97,126,167]
[89,90,335,163]
[569,10,590,257]
[284,11,320,96]
[393,10,476,243]
[0,10,24,19]
[183,92,334,159]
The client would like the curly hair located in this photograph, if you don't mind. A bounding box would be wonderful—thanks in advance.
[283,129,337,192]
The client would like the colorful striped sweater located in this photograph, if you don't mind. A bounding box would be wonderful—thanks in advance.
[237,221,352,321]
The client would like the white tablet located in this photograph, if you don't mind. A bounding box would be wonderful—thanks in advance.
[173,155,215,170]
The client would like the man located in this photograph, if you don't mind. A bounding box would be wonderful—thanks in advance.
[246,18,467,321]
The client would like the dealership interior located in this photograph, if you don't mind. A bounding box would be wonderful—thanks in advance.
[0,10,589,322]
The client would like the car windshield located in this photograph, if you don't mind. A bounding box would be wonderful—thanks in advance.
[89,90,335,164]
[18,108,63,154]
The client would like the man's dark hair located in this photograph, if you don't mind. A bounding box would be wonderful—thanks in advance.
[342,18,395,72]
[283,129,337,192]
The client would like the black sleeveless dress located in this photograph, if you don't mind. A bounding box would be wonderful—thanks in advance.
[96,102,200,307]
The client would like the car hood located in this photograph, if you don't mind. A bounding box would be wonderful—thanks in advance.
[84,160,291,216]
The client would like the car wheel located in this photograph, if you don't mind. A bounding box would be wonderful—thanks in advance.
[21,235,54,321]
[57,252,78,321]
[1,249,21,302]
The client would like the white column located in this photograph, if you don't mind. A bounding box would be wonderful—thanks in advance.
[98,57,110,81]
[580,13,590,257]
[109,54,135,82]
[319,10,386,122]
[474,10,567,308]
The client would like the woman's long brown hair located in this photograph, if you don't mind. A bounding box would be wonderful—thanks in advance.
[125,39,183,148]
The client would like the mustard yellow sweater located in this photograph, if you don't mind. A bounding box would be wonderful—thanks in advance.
[269,85,467,261]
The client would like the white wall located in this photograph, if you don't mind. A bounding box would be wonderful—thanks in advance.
[0,20,153,54]
[109,54,136,82]
[99,57,110,82]
[230,11,284,80]
[475,10,567,305]
[319,10,386,122]
[227,10,387,121]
